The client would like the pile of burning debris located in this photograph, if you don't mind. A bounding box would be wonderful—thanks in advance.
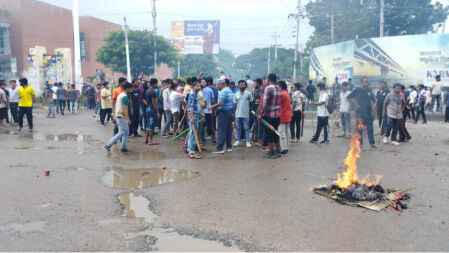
[313,120,411,214]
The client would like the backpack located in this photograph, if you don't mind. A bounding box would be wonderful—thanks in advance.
[326,94,336,114]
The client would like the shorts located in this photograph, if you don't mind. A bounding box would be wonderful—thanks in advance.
[263,117,280,143]
[145,107,157,131]
[0,107,7,120]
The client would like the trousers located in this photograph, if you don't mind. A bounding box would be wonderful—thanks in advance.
[313,116,328,141]
[279,122,291,151]
[290,110,302,139]
[18,106,33,129]
[216,110,233,151]
[106,117,129,150]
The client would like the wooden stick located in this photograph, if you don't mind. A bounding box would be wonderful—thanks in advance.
[173,112,186,137]
[191,122,202,153]
[300,110,305,137]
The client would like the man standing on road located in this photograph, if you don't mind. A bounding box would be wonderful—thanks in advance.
[201,77,215,142]
[278,81,291,154]
[347,77,377,149]
[130,80,142,137]
[233,80,252,148]
[259,73,282,158]
[306,80,316,111]
[245,75,254,93]
[45,83,55,118]
[56,83,66,115]
[0,81,8,127]
[8,80,19,125]
[337,82,351,138]
[104,82,133,153]
[68,84,79,114]
[18,78,36,132]
[112,78,126,135]
[415,84,427,124]
[187,82,202,159]
[144,78,161,145]
[162,79,173,137]
[100,82,113,126]
[309,82,329,144]
[430,75,443,112]
[290,83,305,142]
[252,78,263,145]
[208,79,234,154]
[383,83,405,146]
[376,81,390,136]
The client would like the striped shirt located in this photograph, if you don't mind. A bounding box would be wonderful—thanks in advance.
[187,91,199,114]
[217,87,234,111]
[261,84,281,118]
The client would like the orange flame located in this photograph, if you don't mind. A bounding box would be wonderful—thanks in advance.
[334,119,382,189]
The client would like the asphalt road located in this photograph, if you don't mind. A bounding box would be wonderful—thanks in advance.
[0,108,448,251]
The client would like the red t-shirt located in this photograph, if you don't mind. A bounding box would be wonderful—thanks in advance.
[280,90,291,123]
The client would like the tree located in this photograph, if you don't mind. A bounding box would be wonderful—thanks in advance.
[179,54,219,77]
[217,48,245,80]
[96,30,179,79]
[305,0,449,48]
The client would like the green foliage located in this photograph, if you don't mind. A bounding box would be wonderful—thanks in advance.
[217,49,244,80]
[86,75,97,83]
[305,0,449,49]
[96,30,179,79]
[179,54,219,77]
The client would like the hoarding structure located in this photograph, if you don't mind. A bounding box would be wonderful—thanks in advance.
[171,20,220,55]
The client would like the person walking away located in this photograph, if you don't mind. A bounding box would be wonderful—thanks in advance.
[347,77,377,149]
[290,83,306,142]
[56,83,66,115]
[69,84,79,114]
[8,80,19,125]
[104,82,133,152]
[45,84,55,118]
[208,79,234,154]
[88,85,96,111]
[309,82,329,144]
[306,80,316,111]
[17,78,36,132]
[100,82,113,125]
[94,84,101,117]
[376,81,389,136]
[258,73,282,158]
[187,82,202,159]
[162,80,173,137]
[130,80,141,137]
[278,81,291,154]
[65,83,71,113]
[408,86,417,121]
[415,84,427,124]
[52,83,58,113]
[233,80,253,148]
[0,82,8,127]
[382,83,405,146]
[252,78,263,145]
[202,77,216,143]
[430,75,443,112]
[337,82,351,138]
[399,85,412,142]
[144,78,161,145]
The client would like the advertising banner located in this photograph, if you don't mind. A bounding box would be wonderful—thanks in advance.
[171,20,220,55]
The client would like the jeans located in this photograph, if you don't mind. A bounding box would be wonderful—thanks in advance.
[445,106,449,122]
[415,101,427,123]
[146,107,157,131]
[9,102,18,123]
[431,94,441,112]
[47,99,55,117]
[53,100,58,113]
[18,106,33,129]
[377,111,388,135]
[340,112,351,135]
[290,110,302,139]
[235,117,250,142]
[130,108,140,136]
[57,99,66,114]
[105,117,129,150]
[94,102,100,115]
[70,101,78,113]
[279,122,291,151]
[139,105,145,129]
[357,116,375,146]
[252,113,259,141]
[66,99,71,112]
[188,114,199,153]
[172,111,180,133]
[385,117,401,142]
[100,108,112,124]
[162,111,173,134]
[313,116,328,141]
[204,113,215,137]
[217,110,233,151]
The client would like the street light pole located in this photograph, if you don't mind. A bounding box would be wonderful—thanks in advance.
[292,0,301,81]
[124,15,131,82]
[380,0,385,37]
[151,0,157,76]
[72,0,82,90]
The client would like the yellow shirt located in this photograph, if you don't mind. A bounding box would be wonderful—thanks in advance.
[18,86,35,107]
[101,88,113,109]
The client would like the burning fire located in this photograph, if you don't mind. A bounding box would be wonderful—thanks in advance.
[334,119,382,189]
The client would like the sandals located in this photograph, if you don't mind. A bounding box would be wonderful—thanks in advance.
[189,154,202,159]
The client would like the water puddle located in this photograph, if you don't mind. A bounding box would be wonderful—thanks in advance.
[118,151,172,160]
[22,133,95,142]
[100,167,198,190]
[15,146,64,150]
[118,193,240,251]
[0,221,45,233]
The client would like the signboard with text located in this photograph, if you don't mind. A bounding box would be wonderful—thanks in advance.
[171,20,220,55]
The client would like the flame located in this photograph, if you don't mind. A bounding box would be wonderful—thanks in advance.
[334,119,382,189]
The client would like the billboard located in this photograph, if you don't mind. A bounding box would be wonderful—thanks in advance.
[171,20,220,55]
[310,33,449,87]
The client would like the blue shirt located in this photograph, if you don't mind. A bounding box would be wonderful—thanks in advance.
[202,86,214,114]
[217,87,234,111]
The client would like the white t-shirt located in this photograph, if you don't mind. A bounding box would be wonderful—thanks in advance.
[169,91,182,113]
[51,86,58,99]
[431,81,442,95]
[339,90,351,113]
[246,79,254,93]
[317,91,329,117]
[409,90,417,104]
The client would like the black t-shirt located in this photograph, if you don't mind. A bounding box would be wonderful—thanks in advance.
[348,88,376,118]
[144,87,156,110]
[131,89,140,109]
[375,89,390,113]
[306,84,316,100]
[252,89,263,110]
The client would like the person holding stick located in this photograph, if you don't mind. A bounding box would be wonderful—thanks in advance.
[187,82,202,158]
[258,73,282,159]
[208,79,234,154]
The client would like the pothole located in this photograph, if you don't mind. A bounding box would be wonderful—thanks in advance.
[100,167,199,190]
[117,193,241,251]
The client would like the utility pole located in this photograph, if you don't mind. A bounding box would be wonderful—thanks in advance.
[290,0,301,81]
[380,0,384,37]
[267,46,271,76]
[72,0,82,90]
[270,31,280,60]
[124,15,131,82]
[151,0,157,76]
[331,14,334,43]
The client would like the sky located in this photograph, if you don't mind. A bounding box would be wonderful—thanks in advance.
[37,0,314,56]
